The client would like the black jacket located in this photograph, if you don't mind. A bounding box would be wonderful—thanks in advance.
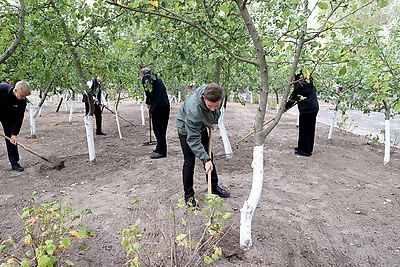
[0,83,27,135]
[142,73,169,108]
[83,78,102,104]
[285,80,319,114]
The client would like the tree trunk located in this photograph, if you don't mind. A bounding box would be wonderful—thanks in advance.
[0,0,25,64]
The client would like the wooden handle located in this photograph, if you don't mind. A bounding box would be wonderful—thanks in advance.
[236,117,275,145]
[207,127,213,195]
[0,133,50,162]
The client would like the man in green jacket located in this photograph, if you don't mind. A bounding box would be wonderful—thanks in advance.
[176,83,230,207]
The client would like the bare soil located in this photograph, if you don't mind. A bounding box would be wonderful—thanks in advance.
[1,97,399,266]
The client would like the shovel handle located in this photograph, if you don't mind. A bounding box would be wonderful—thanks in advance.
[0,133,50,162]
[207,127,213,195]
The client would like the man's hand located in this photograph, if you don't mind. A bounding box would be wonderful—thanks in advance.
[205,160,213,174]
[209,124,217,130]
[10,135,17,145]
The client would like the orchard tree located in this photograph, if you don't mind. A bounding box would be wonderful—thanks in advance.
[105,0,388,250]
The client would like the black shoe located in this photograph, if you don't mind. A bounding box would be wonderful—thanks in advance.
[150,153,166,159]
[212,185,231,198]
[185,197,199,209]
[294,147,299,153]
[11,163,24,172]
[294,150,311,157]
[96,132,106,135]
[153,149,158,153]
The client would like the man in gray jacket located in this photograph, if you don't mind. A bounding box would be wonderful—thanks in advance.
[176,83,230,207]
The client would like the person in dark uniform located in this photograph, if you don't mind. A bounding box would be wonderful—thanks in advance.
[0,81,31,172]
[285,73,319,157]
[83,75,106,135]
[176,83,231,207]
[139,68,170,159]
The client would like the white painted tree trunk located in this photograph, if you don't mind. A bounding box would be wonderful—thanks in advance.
[275,104,280,113]
[384,119,390,165]
[249,91,253,104]
[84,115,96,162]
[140,101,146,126]
[38,106,42,117]
[218,107,233,158]
[63,93,69,111]
[178,91,182,102]
[328,109,338,140]
[240,145,264,250]
[29,103,37,138]
[68,99,74,123]
[115,110,122,139]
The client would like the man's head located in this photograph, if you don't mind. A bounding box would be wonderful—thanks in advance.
[97,75,105,83]
[13,81,31,100]
[139,68,151,78]
[202,83,223,111]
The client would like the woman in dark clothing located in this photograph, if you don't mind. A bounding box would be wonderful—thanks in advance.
[139,68,170,159]
[285,74,319,157]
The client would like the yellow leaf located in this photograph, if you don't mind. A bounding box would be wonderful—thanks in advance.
[275,47,281,52]
[149,1,158,7]
[374,82,380,89]
[306,69,311,79]
[385,199,392,203]
[326,29,332,35]
[345,52,350,56]
[137,39,142,43]
[75,9,79,15]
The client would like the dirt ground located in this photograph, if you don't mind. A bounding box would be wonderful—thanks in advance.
[1,96,399,266]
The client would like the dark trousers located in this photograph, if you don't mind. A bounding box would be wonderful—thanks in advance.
[298,112,318,156]
[1,120,19,165]
[178,131,218,199]
[151,105,170,155]
[85,102,103,133]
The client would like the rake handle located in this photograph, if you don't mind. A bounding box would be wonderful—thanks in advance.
[101,103,136,127]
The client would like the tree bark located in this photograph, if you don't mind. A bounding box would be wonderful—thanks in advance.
[0,0,25,64]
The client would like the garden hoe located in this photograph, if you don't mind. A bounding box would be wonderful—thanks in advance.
[142,120,157,146]
[0,133,65,170]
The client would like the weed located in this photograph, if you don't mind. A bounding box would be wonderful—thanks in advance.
[120,194,233,266]
[0,192,94,266]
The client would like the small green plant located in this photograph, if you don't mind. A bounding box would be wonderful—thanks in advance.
[0,192,94,267]
[336,114,358,133]
[364,133,381,145]
[120,194,233,266]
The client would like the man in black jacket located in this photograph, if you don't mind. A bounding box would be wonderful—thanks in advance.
[139,68,170,159]
[0,81,31,172]
[285,74,319,157]
[83,75,106,135]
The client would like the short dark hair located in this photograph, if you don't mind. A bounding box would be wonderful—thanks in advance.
[203,83,223,102]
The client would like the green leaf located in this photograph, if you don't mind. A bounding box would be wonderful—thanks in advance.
[317,2,329,10]
[220,3,229,14]
[338,66,347,76]
[377,0,389,7]
[394,102,400,111]
[0,245,6,253]
[65,259,74,266]
[60,237,71,248]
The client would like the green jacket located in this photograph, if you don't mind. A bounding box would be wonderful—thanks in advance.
[176,85,221,163]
